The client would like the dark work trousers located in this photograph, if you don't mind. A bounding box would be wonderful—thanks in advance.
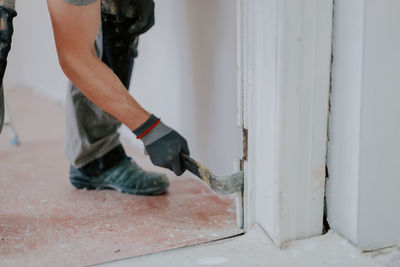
[0,4,17,134]
[65,13,139,168]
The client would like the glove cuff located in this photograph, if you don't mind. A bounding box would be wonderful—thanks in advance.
[133,114,159,137]
[133,114,172,146]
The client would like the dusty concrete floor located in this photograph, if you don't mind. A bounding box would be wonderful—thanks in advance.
[0,88,241,266]
[368,247,400,267]
[98,225,390,267]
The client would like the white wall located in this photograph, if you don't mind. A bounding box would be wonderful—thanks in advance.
[5,0,242,175]
[131,0,242,174]
[327,0,400,251]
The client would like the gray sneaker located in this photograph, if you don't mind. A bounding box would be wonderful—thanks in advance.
[70,157,169,196]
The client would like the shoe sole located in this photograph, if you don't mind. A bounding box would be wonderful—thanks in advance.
[70,177,168,196]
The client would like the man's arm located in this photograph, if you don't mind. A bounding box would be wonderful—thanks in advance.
[48,0,190,176]
[47,0,150,130]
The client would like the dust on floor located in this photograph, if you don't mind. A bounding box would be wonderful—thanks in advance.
[0,88,241,266]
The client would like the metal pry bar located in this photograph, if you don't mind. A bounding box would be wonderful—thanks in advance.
[181,154,244,195]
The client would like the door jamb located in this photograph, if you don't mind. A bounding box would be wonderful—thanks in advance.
[237,0,334,246]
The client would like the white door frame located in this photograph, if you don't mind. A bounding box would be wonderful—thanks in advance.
[327,0,400,251]
[237,0,334,246]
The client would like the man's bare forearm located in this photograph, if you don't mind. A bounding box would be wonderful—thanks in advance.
[48,0,150,131]
[61,47,150,130]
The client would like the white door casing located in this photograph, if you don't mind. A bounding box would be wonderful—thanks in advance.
[238,0,333,246]
[327,0,400,251]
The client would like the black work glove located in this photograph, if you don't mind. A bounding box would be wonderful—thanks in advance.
[102,0,154,35]
[133,114,190,176]
[126,0,155,35]
[0,6,17,133]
